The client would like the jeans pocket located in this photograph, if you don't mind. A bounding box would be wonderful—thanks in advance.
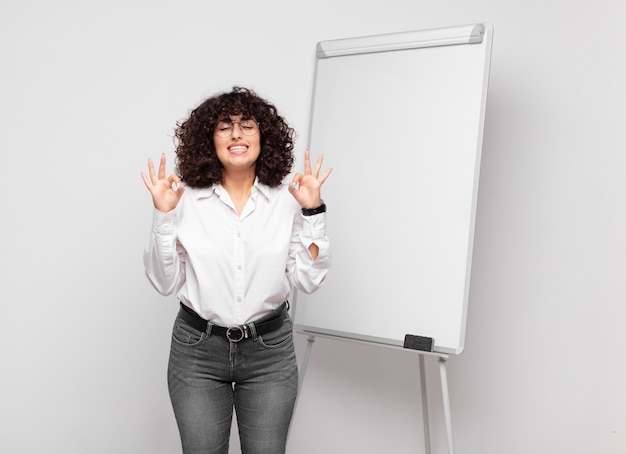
[257,318,293,349]
[172,317,205,347]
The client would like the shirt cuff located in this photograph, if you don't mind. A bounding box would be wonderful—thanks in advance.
[300,212,326,240]
[152,208,177,234]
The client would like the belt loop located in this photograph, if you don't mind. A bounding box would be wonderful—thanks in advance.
[207,322,214,337]
[247,322,258,340]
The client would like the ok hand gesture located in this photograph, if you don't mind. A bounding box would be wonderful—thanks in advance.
[141,154,184,213]
[288,150,332,209]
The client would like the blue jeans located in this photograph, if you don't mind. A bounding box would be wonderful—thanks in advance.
[168,305,298,454]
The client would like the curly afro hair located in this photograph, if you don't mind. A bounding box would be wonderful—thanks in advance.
[174,87,296,188]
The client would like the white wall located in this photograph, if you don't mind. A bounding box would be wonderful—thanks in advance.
[1,1,624,453]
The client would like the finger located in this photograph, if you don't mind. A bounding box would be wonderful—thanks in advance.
[317,166,333,185]
[312,153,324,178]
[304,150,312,175]
[168,173,182,191]
[140,171,152,190]
[157,153,167,180]
[147,158,158,185]
[290,172,303,191]
[173,181,185,196]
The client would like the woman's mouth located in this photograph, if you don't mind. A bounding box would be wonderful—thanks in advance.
[228,145,248,155]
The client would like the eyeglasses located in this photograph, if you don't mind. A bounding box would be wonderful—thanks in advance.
[215,119,260,138]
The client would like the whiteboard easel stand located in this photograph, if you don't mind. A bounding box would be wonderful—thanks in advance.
[295,334,455,454]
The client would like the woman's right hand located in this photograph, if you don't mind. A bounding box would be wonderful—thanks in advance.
[141,154,184,213]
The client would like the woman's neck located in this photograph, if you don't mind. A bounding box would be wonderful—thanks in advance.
[222,172,255,215]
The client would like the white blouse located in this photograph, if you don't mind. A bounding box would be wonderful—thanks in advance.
[143,179,331,326]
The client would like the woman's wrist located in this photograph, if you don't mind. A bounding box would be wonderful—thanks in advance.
[301,201,326,216]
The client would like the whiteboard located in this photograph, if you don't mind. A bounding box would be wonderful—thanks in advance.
[293,24,493,354]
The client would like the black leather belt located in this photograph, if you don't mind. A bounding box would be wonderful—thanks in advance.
[178,302,287,342]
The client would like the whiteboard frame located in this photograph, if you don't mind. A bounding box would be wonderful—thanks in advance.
[293,23,493,355]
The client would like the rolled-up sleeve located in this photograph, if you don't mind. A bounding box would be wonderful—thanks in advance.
[288,212,331,294]
[143,208,186,296]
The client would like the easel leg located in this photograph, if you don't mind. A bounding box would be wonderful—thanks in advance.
[439,357,455,454]
[419,354,431,454]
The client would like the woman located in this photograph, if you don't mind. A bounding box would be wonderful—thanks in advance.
[141,86,332,454]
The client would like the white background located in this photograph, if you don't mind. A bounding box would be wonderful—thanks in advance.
[1,1,624,453]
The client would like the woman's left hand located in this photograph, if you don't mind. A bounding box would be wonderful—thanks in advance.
[289,150,332,208]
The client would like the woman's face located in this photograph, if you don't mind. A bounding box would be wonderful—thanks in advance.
[213,114,261,174]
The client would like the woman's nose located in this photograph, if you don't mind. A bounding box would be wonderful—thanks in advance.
[231,123,243,138]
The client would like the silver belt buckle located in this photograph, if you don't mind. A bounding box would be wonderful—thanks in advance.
[226,325,248,342]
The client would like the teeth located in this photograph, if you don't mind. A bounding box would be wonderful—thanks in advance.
[229,146,247,152]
